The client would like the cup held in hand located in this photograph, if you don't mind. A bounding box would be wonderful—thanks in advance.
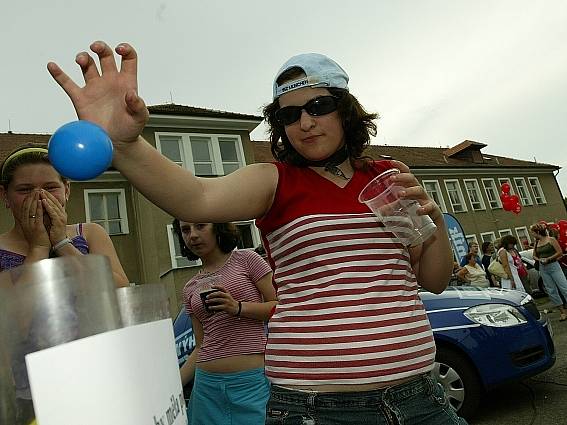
[359,168,437,246]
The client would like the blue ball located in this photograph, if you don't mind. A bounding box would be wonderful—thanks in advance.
[48,120,113,180]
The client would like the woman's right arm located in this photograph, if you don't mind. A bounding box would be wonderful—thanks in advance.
[180,315,203,387]
[48,41,278,223]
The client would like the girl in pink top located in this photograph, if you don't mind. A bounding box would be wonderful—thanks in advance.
[173,220,276,424]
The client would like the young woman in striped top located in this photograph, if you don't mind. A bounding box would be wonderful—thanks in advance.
[173,220,276,424]
[50,42,466,424]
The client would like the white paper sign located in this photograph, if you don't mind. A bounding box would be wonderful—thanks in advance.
[26,319,186,425]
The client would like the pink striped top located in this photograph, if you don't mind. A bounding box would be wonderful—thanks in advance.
[183,249,272,362]
[256,161,435,386]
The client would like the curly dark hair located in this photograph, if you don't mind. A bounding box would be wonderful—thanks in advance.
[172,219,239,261]
[263,67,378,169]
[481,241,493,254]
[500,235,518,250]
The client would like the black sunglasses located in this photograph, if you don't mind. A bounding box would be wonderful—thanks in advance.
[275,95,340,126]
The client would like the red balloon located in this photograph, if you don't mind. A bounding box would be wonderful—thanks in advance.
[513,204,522,214]
[558,220,567,229]
[501,183,511,194]
[503,200,514,211]
[510,194,520,204]
[549,223,560,232]
[500,193,511,203]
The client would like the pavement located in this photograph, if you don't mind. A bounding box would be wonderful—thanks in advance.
[470,297,567,425]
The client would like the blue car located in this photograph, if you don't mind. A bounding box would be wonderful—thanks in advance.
[422,286,555,418]
[173,286,555,419]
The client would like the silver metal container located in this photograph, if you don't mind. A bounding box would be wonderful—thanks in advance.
[0,255,121,425]
[116,283,171,327]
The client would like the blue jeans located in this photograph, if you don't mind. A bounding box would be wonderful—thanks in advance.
[540,261,567,306]
[265,374,467,424]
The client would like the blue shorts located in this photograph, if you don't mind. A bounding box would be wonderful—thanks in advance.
[188,367,270,425]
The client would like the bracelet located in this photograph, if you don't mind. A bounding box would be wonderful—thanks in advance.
[52,237,72,252]
[236,301,242,317]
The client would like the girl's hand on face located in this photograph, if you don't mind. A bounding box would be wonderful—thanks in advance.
[20,191,51,249]
[40,190,68,245]
[390,160,443,222]
[206,285,240,316]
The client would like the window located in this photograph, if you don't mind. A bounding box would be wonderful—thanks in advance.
[527,177,547,205]
[463,179,486,210]
[422,180,447,213]
[498,229,512,237]
[480,232,496,243]
[84,189,129,235]
[444,180,467,213]
[498,178,515,195]
[481,179,502,209]
[166,224,201,269]
[156,132,246,176]
[235,221,262,249]
[515,227,531,250]
[465,234,478,247]
[513,178,533,206]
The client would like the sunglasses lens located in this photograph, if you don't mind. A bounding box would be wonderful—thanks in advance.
[275,107,302,126]
[275,96,339,126]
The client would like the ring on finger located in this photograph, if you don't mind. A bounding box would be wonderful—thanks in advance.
[29,215,36,218]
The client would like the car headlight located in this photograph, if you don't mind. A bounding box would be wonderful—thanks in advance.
[464,303,528,327]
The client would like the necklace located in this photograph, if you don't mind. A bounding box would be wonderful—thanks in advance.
[324,163,350,180]
[301,145,351,180]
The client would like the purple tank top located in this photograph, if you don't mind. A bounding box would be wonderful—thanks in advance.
[0,223,90,271]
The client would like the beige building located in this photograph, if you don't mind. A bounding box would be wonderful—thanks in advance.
[2,107,566,314]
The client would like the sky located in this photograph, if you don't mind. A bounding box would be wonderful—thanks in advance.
[1,0,566,195]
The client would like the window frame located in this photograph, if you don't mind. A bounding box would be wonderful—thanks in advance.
[513,177,533,206]
[465,234,479,246]
[527,177,547,205]
[481,178,502,209]
[444,179,468,213]
[83,188,129,235]
[498,229,512,237]
[155,132,246,176]
[497,178,516,195]
[515,226,532,250]
[463,179,486,211]
[480,232,496,243]
[166,224,202,269]
[421,180,448,213]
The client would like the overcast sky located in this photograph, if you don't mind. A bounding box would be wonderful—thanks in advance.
[2,1,566,195]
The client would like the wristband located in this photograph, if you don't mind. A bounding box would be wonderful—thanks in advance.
[52,237,72,252]
[236,301,242,317]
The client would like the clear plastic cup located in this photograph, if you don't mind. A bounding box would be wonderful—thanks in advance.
[359,168,437,247]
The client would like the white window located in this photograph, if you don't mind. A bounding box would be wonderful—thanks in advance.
[527,177,547,205]
[84,189,129,235]
[481,179,502,209]
[422,180,447,213]
[234,221,262,250]
[498,178,515,195]
[444,180,467,213]
[465,234,478,247]
[498,229,512,237]
[463,179,486,211]
[515,227,531,250]
[166,224,201,269]
[480,232,496,243]
[156,132,246,176]
[513,178,533,206]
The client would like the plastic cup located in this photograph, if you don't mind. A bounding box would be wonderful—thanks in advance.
[359,168,437,246]
[197,276,221,313]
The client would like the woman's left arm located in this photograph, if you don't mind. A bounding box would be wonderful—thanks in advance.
[391,161,452,294]
[82,222,129,287]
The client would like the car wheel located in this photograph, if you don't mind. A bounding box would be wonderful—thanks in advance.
[433,346,483,419]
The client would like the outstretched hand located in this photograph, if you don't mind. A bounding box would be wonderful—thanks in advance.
[390,160,443,222]
[47,41,149,148]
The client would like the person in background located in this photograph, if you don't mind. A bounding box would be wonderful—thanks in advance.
[49,41,466,424]
[481,241,496,287]
[0,144,128,285]
[530,223,567,321]
[460,241,482,268]
[457,253,490,288]
[173,219,276,424]
[497,235,526,292]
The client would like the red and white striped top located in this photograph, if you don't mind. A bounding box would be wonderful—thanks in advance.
[183,249,272,363]
[256,161,435,386]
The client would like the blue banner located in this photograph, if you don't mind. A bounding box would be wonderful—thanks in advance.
[443,213,468,261]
